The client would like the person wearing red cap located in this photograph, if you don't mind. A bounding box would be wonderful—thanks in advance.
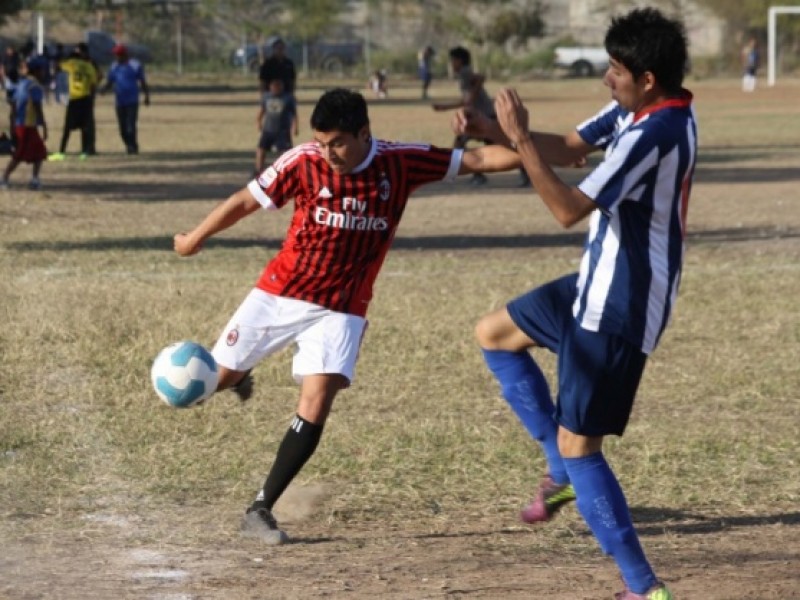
[102,44,149,154]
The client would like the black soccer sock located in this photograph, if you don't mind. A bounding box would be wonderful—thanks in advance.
[251,414,324,511]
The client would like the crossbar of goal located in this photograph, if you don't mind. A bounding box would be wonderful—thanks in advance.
[768,5,800,86]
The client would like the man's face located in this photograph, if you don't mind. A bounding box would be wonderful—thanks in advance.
[313,127,371,175]
[603,57,650,112]
[272,41,286,57]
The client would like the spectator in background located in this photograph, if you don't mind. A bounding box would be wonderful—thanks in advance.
[741,36,759,92]
[19,39,35,60]
[367,69,388,98]
[51,43,68,105]
[258,38,296,97]
[1,57,49,191]
[102,44,150,155]
[2,46,22,97]
[254,78,297,175]
[418,45,435,100]
[50,43,99,161]
[434,46,530,187]
[2,46,22,142]
[81,42,103,155]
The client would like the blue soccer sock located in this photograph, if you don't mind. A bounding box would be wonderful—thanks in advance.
[563,453,658,595]
[481,349,568,484]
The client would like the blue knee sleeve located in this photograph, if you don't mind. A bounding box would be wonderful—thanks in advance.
[563,453,658,595]
[481,349,567,484]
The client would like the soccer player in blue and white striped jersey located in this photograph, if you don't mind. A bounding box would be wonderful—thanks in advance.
[460,8,696,600]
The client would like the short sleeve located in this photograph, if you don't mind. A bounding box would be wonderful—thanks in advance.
[247,150,303,210]
[576,101,627,149]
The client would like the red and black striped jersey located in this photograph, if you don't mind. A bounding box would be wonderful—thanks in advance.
[247,138,461,316]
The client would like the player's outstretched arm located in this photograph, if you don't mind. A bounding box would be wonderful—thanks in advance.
[460,144,521,174]
[495,88,595,228]
[453,110,594,167]
[174,187,261,256]
[530,130,593,167]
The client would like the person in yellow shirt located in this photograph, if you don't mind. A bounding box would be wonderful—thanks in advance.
[49,43,99,160]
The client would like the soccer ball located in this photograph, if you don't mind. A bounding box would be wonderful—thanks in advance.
[151,341,219,408]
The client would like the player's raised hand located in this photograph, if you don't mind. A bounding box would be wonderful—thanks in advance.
[452,108,498,141]
[174,232,203,257]
[495,88,530,147]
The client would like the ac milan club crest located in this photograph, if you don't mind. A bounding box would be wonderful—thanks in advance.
[226,328,239,346]
[379,176,391,201]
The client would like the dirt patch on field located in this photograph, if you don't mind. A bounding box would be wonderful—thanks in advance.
[2,484,798,599]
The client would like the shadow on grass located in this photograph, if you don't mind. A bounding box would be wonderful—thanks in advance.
[7,226,800,254]
[694,165,800,184]
[631,507,800,536]
[398,510,800,544]
[54,139,800,205]
[53,179,242,203]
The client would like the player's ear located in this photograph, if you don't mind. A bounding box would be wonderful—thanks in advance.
[359,125,371,143]
[640,71,657,93]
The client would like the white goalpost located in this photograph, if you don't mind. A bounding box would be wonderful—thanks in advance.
[768,5,800,86]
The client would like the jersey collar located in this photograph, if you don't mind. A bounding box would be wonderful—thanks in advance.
[350,137,377,174]
[633,89,693,123]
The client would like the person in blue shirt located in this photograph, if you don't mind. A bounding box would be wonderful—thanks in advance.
[456,8,696,600]
[1,57,49,190]
[102,44,149,155]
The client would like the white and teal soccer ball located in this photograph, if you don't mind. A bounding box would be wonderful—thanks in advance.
[151,341,219,408]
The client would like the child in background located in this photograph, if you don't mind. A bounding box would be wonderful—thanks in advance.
[368,69,388,98]
[254,78,297,175]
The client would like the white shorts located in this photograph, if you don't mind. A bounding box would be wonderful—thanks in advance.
[211,289,367,384]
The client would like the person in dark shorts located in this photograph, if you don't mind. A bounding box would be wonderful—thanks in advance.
[50,43,98,160]
[254,78,297,175]
[461,8,696,600]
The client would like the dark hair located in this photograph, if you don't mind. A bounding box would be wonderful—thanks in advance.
[310,88,369,135]
[604,8,688,94]
[448,46,471,65]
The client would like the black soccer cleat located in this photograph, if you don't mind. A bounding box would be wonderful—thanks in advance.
[240,507,288,545]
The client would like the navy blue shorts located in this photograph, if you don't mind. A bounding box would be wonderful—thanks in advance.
[507,273,647,437]
[258,130,292,152]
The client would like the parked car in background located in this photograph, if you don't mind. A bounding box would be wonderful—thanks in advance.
[553,46,609,77]
[231,35,363,75]
[82,30,151,66]
[40,31,150,67]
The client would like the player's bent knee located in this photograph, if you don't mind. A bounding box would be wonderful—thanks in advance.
[475,309,522,350]
[557,427,603,458]
[475,314,500,348]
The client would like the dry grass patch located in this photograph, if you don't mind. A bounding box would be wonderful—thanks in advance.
[2,76,800,599]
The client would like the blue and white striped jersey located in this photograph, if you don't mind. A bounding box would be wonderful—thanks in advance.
[573,92,697,354]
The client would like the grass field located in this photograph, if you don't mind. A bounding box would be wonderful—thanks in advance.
[1,74,800,599]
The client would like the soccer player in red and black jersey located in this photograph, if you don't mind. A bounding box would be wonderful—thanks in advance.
[173,88,522,544]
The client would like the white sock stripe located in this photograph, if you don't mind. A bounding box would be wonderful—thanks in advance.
[291,416,303,433]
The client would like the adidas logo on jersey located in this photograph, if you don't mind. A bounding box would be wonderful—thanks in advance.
[319,186,333,198]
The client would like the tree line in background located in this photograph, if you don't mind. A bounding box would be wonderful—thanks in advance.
[3,0,799,76]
